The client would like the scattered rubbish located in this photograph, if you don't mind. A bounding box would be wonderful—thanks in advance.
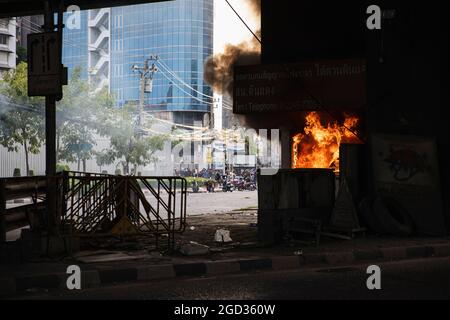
[179,242,210,256]
[214,229,233,243]
[294,250,304,256]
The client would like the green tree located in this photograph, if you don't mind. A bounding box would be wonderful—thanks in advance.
[95,149,116,172]
[59,123,96,172]
[56,67,90,162]
[0,62,44,175]
[56,67,116,171]
[102,104,166,175]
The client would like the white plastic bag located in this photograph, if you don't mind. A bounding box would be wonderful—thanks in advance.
[214,229,233,243]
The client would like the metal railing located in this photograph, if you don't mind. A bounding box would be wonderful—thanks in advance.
[0,176,48,241]
[61,172,187,250]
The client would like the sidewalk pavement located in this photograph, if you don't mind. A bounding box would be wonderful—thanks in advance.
[2,211,450,298]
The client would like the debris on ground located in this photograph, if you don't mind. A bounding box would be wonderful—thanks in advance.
[179,242,210,256]
[214,229,233,243]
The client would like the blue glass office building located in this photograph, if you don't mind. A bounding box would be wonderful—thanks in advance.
[110,0,214,125]
[61,11,89,80]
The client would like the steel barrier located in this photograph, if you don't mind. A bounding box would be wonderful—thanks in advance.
[0,176,48,241]
[61,172,188,250]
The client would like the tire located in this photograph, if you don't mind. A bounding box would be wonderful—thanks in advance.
[372,196,415,236]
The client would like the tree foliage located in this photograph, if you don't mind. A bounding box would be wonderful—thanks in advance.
[56,67,116,170]
[0,62,44,175]
[98,104,166,175]
[1,63,167,175]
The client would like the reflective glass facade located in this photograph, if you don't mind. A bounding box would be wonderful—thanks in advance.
[61,11,89,80]
[110,0,214,120]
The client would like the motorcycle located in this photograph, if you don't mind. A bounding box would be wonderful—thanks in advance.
[245,182,257,191]
[238,181,257,191]
[222,181,235,192]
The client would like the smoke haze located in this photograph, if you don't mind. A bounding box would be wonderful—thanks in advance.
[204,0,261,96]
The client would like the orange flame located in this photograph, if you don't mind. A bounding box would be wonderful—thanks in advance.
[292,112,360,171]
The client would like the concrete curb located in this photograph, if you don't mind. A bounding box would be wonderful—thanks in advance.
[2,243,450,297]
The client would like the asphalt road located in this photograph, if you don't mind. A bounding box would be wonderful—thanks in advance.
[14,257,450,300]
[185,190,257,216]
[5,190,258,241]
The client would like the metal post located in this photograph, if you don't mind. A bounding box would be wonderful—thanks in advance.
[44,1,58,235]
[139,73,145,128]
[0,179,6,242]
[46,97,57,234]
[132,55,158,133]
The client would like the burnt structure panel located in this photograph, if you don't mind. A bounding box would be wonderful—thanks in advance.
[258,169,335,243]
[260,0,449,234]
[261,1,366,64]
[365,1,449,233]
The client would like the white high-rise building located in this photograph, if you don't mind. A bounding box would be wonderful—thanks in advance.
[88,8,110,92]
[0,18,16,75]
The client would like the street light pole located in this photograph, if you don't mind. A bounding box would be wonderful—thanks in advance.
[139,71,145,127]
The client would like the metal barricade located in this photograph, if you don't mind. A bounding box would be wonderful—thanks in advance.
[61,172,187,250]
[0,176,48,241]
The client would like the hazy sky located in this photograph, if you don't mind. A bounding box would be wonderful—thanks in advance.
[214,0,260,53]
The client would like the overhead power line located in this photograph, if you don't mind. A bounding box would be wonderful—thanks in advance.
[159,71,213,106]
[157,59,235,110]
[143,112,208,131]
[224,0,261,44]
[157,59,214,100]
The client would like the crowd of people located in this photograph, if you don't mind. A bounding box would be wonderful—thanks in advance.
[175,167,258,193]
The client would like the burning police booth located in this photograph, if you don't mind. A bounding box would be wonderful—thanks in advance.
[232,59,369,244]
[218,1,447,244]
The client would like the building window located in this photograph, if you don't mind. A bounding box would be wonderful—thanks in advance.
[0,35,8,45]
[0,52,8,63]
[116,88,123,100]
[115,15,123,28]
[114,39,123,51]
[113,64,123,76]
[0,19,8,29]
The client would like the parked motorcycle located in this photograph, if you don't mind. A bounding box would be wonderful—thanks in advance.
[237,181,257,191]
[222,181,235,192]
[245,182,257,191]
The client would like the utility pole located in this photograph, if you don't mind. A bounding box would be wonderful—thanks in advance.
[42,1,66,235]
[131,55,158,131]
